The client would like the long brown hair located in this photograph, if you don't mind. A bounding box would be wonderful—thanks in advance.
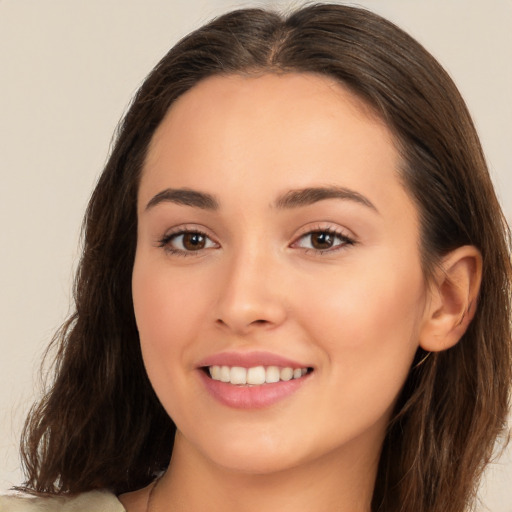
[20,5,511,511]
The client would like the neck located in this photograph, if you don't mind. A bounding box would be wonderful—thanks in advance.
[152,431,379,512]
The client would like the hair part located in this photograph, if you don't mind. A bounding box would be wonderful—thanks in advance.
[20,5,511,512]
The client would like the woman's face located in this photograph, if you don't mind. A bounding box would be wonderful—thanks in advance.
[133,73,429,475]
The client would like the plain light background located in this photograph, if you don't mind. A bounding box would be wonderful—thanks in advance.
[1,0,511,510]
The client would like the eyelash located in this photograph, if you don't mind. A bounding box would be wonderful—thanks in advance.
[157,228,218,257]
[157,227,355,257]
[291,227,355,254]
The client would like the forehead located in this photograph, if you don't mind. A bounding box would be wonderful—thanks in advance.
[145,72,386,169]
[139,72,413,223]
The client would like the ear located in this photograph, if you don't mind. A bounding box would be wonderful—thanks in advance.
[420,246,482,352]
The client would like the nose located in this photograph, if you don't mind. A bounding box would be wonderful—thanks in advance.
[213,248,288,335]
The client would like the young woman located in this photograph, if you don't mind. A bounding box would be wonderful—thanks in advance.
[1,4,510,512]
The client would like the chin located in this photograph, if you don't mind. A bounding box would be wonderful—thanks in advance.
[183,424,312,476]
[208,445,306,476]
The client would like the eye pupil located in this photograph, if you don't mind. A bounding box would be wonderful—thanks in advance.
[183,233,206,250]
[311,232,333,249]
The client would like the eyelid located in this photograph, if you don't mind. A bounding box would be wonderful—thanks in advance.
[157,224,220,256]
[290,223,357,253]
[293,222,356,240]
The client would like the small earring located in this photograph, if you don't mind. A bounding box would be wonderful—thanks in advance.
[413,350,431,370]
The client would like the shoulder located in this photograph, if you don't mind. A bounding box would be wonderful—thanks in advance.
[0,490,125,512]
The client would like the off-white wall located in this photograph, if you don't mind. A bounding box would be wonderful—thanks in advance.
[1,1,510,510]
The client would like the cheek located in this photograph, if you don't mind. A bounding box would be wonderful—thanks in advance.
[131,254,211,388]
[133,255,207,342]
[296,262,425,442]
[297,256,425,393]
[132,255,212,419]
[307,250,424,337]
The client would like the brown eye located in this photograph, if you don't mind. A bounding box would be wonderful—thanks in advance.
[293,229,354,253]
[161,230,218,255]
[182,232,207,250]
[310,232,335,250]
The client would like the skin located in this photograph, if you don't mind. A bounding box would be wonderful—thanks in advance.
[124,73,481,512]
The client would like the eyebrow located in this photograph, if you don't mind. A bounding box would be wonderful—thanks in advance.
[274,186,378,212]
[145,188,219,211]
[144,185,377,213]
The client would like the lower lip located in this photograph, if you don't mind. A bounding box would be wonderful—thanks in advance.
[199,370,310,409]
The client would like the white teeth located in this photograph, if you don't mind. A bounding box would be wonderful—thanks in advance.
[280,367,294,381]
[266,366,280,383]
[230,366,247,385]
[220,366,230,382]
[208,365,309,385]
[210,366,221,380]
[247,366,266,385]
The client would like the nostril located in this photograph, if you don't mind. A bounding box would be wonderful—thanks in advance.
[215,318,269,328]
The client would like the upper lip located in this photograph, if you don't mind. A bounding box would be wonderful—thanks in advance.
[198,351,310,369]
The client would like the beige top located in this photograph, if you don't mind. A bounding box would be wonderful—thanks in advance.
[0,490,125,512]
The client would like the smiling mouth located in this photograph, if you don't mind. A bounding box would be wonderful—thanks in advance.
[204,365,313,386]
